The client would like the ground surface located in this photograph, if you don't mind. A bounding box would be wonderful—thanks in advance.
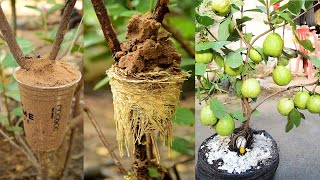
[84,87,195,179]
[196,77,320,179]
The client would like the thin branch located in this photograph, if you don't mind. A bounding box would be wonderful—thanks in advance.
[153,0,170,23]
[91,0,121,58]
[49,0,77,60]
[251,80,319,112]
[84,105,127,176]
[162,20,194,57]
[0,3,28,69]
[0,128,39,169]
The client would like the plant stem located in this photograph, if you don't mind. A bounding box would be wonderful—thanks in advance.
[84,106,127,176]
[91,0,122,58]
[150,0,155,12]
[0,3,28,69]
[10,0,16,36]
[153,0,170,23]
[49,0,77,60]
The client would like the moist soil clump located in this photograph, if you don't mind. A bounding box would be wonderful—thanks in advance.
[15,56,79,87]
[115,12,181,75]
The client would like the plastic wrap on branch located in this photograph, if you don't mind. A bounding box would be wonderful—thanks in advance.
[107,66,189,161]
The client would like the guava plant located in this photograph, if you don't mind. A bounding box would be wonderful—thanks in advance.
[196,0,320,153]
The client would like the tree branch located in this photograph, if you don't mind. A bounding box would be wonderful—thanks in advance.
[49,0,77,60]
[251,80,319,112]
[84,105,127,176]
[162,20,194,57]
[153,0,170,23]
[91,0,121,58]
[0,3,28,69]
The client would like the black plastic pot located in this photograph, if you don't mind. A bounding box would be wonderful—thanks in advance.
[196,130,279,180]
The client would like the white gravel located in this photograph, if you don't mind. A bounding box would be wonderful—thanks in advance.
[202,133,273,174]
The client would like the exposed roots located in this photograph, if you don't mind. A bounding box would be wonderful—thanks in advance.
[229,127,254,153]
[107,66,189,161]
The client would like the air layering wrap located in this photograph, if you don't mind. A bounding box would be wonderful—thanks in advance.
[107,66,189,160]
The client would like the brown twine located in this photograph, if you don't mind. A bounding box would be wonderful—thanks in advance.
[107,66,189,161]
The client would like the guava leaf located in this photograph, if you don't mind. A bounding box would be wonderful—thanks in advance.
[244,33,253,43]
[270,0,281,6]
[285,122,294,133]
[171,136,194,156]
[12,106,23,117]
[196,41,231,52]
[288,0,303,15]
[148,167,160,178]
[231,0,244,6]
[258,0,266,6]
[195,63,206,76]
[230,110,246,122]
[218,17,231,41]
[310,56,320,69]
[289,108,301,127]
[235,79,243,98]
[226,52,243,68]
[299,39,315,52]
[196,14,215,26]
[210,98,227,119]
[173,108,195,126]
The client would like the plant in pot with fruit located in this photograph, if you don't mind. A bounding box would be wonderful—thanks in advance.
[195,0,320,179]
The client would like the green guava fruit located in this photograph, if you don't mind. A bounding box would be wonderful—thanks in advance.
[294,91,310,110]
[241,78,261,98]
[212,0,231,16]
[272,65,292,86]
[200,105,218,126]
[307,95,320,114]
[277,98,294,116]
[195,49,213,64]
[212,52,225,67]
[215,114,235,136]
[249,47,263,63]
[279,57,289,66]
[224,63,243,76]
[263,33,284,57]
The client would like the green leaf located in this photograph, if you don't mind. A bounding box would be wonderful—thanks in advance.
[2,53,19,68]
[173,108,195,126]
[218,17,231,41]
[235,79,243,98]
[12,107,23,117]
[196,41,231,52]
[236,16,253,25]
[93,76,110,90]
[258,0,266,6]
[245,8,264,13]
[195,63,206,76]
[310,56,320,69]
[270,0,281,6]
[252,109,261,117]
[288,0,303,14]
[304,0,314,9]
[285,122,294,133]
[230,110,246,122]
[231,0,244,6]
[244,33,253,43]
[47,4,64,15]
[25,5,42,12]
[226,52,243,68]
[5,90,20,102]
[148,167,160,178]
[195,14,215,26]
[289,108,301,127]
[171,136,194,155]
[299,39,315,52]
[210,98,227,119]
[230,4,240,14]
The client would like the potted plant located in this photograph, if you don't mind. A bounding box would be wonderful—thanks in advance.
[195,0,320,179]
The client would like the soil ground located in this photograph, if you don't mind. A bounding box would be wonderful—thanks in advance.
[84,87,195,179]
[195,77,320,179]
